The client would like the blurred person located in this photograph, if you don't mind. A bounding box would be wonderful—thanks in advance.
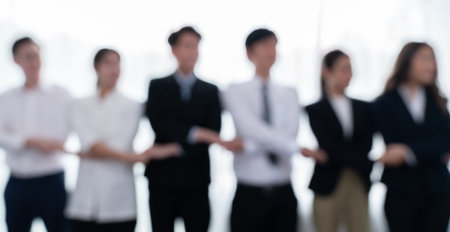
[222,28,301,232]
[0,37,71,232]
[302,50,375,232]
[66,48,181,232]
[373,42,450,232]
[145,26,240,232]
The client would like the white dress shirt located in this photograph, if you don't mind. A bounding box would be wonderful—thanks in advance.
[66,90,142,222]
[398,85,426,124]
[222,77,300,186]
[397,85,426,165]
[329,95,353,139]
[0,84,72,178]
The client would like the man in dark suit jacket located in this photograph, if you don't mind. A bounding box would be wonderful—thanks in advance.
[145,26,236,232]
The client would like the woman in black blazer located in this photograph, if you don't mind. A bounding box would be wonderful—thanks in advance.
[373,42,450,232]
[302,50,375,232]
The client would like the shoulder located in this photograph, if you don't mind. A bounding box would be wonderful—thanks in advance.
[107,92,142,113]
[196,78,219,93]
[119,93,142,109]
[351,98,372,110]
[225,79,256,94]
[149,75,174,88]
[305,99,327,115]
[0,86,21,100]
[275,83,298,97]
[72,95,95,110]
[373,90,397,106]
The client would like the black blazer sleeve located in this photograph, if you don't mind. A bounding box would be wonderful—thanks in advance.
[146,79,192,144]
[372,93,450,165]
[180,85,222,157]
[202,85,222,133]
[145,78,222,158]
[408,124,450,164]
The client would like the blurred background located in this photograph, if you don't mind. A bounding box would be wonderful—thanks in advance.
[0,0,450,231]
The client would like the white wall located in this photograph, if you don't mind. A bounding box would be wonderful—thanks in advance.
[0,0,449,231]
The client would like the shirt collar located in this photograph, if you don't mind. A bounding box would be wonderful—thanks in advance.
[174,70,197,87]
[253,75,272,87]
[398,85,425,103]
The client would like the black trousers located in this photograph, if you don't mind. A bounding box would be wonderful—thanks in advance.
[385,191,450,232]
[231,183,298,232]
[4,171,68,232]
[71,219,136,232]
[149,186,210,232]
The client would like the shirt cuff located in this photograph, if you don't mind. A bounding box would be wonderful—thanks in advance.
[404,146,417,166]
[187,126,199,144]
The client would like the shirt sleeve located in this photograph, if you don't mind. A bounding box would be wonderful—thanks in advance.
[222,86,299,157]
[0,94,26,151]
[71,100,100,153]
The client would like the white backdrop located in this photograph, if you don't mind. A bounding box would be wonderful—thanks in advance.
[1,0,450,231]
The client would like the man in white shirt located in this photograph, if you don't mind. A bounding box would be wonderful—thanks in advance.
[222,28,301,232]
[0,37,71,232]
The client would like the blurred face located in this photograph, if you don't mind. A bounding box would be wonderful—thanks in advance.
[171,33,200,73]
[408,46,436,86]
[96,52,120,89]
[246,37,277,70]
[13,43,41,83]
[323,56,352,93]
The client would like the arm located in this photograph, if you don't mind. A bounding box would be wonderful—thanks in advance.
[179,85,226,156]
[187,86,223,145]
[83,142,146,163]
[373,98,450,166]
[146,80,222,146]
[222,86,299,157]
[0,97,64,153]
[146,80,193,144]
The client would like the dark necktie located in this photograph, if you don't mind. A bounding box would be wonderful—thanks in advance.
[262,83,279,165]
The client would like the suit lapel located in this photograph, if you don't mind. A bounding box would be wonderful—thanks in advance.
[169,74,200,119]
[168,75,183,106]
[322,98,345,140]
[392,90,423,127]
[350,99,359,140]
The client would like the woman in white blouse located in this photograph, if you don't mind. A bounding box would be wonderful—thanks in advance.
[66,48,181,232]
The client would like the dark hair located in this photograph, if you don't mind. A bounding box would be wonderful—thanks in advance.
[168,26,202,47]
[93,48,120,70]
[12,37,38,55]
[245,28,277,49]
[383,42,447,114]
[320,49,349,97]
[93,48,120,87]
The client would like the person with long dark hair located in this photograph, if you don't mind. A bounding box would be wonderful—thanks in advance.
[302,50,375,232]
[66,48,181,232]
[373,42,450,232]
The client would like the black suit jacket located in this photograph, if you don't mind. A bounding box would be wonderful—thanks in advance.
[145,74,221,190]
[373,89,450,195]
[305,97,375,196]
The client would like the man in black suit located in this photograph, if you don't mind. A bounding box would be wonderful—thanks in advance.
[145,26,240,232]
